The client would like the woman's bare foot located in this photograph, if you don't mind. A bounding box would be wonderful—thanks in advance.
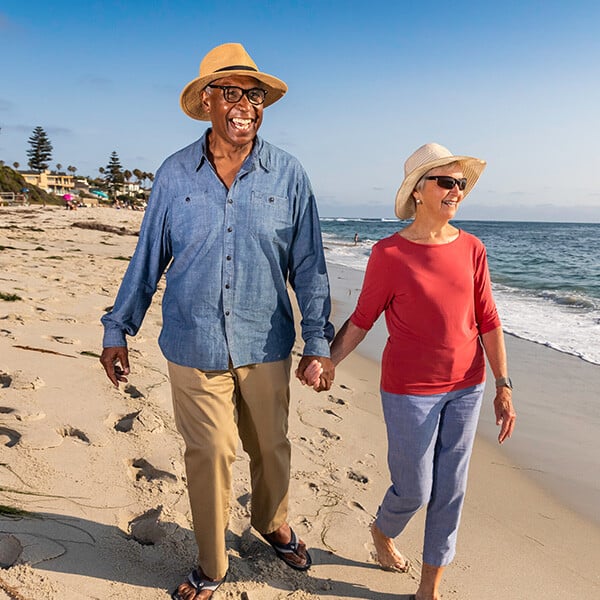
[370,522,410,572]
[414,561,445,600]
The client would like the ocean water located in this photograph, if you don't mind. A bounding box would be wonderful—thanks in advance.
[320,219,600,366]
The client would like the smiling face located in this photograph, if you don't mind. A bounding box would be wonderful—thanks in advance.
[412,163,465,221]
[201,74,264,149]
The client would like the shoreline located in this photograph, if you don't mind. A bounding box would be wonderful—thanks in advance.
[0,206,598,599]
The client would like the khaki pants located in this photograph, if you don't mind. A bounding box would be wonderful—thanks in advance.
[168,357,292,580]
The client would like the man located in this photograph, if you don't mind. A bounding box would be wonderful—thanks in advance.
[100,43,334,600]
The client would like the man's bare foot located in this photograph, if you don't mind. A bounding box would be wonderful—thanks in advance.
[172,568,226,600]
[370,522,410,572]
[262,522,311,569]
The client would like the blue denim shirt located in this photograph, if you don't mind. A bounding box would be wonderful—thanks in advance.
[101,131,334,370]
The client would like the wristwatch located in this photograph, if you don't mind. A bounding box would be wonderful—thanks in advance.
[495,376,513,390]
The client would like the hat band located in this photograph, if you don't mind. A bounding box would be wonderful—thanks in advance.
[214,65,258,73]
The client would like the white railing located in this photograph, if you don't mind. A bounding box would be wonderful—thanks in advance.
[0,192,27,205]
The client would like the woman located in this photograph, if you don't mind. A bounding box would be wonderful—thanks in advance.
[304,143,516,600]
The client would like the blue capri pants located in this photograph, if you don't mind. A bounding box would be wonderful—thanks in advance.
[375,383,484,567]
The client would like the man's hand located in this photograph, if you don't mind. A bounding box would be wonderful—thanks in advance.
[100,346,130,388]
[494,387,516,444]
[296,355,335,392]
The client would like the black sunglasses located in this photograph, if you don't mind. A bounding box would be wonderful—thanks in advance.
[424,176,467,191]
[207,84,267,106]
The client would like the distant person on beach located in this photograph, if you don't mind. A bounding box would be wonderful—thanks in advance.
[303,143,516,600]
[353,232,359,245]
[100,43,334,599]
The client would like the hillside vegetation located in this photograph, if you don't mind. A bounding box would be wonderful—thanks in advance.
[0,166,58,204]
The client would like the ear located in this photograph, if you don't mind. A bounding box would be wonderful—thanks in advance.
[412,189,423,205]
[200,89,211,113]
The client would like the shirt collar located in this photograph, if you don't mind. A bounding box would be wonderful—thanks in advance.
[194,129,271,173]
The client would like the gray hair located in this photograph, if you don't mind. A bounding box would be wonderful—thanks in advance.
[412,160,463,205]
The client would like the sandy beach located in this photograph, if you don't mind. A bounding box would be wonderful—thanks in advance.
[0,206,599,599]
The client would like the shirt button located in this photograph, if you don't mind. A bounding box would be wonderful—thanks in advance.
[225,284,230,289]
[227,198,233,204]
[225,311,230,316]
[185,197,191,202]
[227,227,232,232]
[226,255,231,261]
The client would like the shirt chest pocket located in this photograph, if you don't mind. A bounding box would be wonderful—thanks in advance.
[169,192,221,248]
[249,191,293,241]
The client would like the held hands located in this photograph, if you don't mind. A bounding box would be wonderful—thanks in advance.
[99,346,130,388]
[295,355,335,392]
[494,387,516,444]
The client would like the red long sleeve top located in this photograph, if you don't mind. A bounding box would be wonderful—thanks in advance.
[350,231,501,395]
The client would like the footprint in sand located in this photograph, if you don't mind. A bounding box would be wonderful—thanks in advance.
[114,411,141,432]
[128,506,170,545]
[128,458,177,483]
[4,370,45,390]
[322,408,343,422]
[57,425,90,444]
[0,534,23,568]
[347,470,369,485]
[124,384,144,399]
[0,372,12,388]
[327,394,346,406]
[49,335,80,345]
[319,427,341,441]
[0,427,21,448]
[113,409,164,433]
[348,500,369,513]
[0,406,45,422]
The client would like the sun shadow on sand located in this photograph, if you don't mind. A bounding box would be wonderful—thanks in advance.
[0,512,413,598]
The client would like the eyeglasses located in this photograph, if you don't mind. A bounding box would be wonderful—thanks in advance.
[424,176,467,191]
[207,84,268,106]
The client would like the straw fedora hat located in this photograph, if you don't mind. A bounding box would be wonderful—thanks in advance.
[180,42,288,121]
[394,143,486,220]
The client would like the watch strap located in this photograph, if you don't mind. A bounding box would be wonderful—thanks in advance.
[495,376,513,389]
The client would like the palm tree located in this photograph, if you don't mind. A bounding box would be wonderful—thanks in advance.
[67,165,77,177]
[56,163,63,174]
[12,162,20,170]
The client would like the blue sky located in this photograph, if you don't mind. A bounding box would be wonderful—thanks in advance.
[1,0,599,221]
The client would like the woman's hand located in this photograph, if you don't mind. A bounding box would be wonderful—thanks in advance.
[299,359,323,387]
[494,388,516,443]
[295,356,334,391]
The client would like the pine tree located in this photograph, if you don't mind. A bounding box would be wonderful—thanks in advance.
[104,151,124,200]
[26,126,53,173]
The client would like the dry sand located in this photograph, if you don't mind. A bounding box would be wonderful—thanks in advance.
[0,206,598,599]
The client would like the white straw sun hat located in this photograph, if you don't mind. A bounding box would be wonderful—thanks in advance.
[180,42,288,121]
[394,143,486,220]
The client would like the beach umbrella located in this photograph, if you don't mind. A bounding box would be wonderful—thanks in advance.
[62,194,74,201]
